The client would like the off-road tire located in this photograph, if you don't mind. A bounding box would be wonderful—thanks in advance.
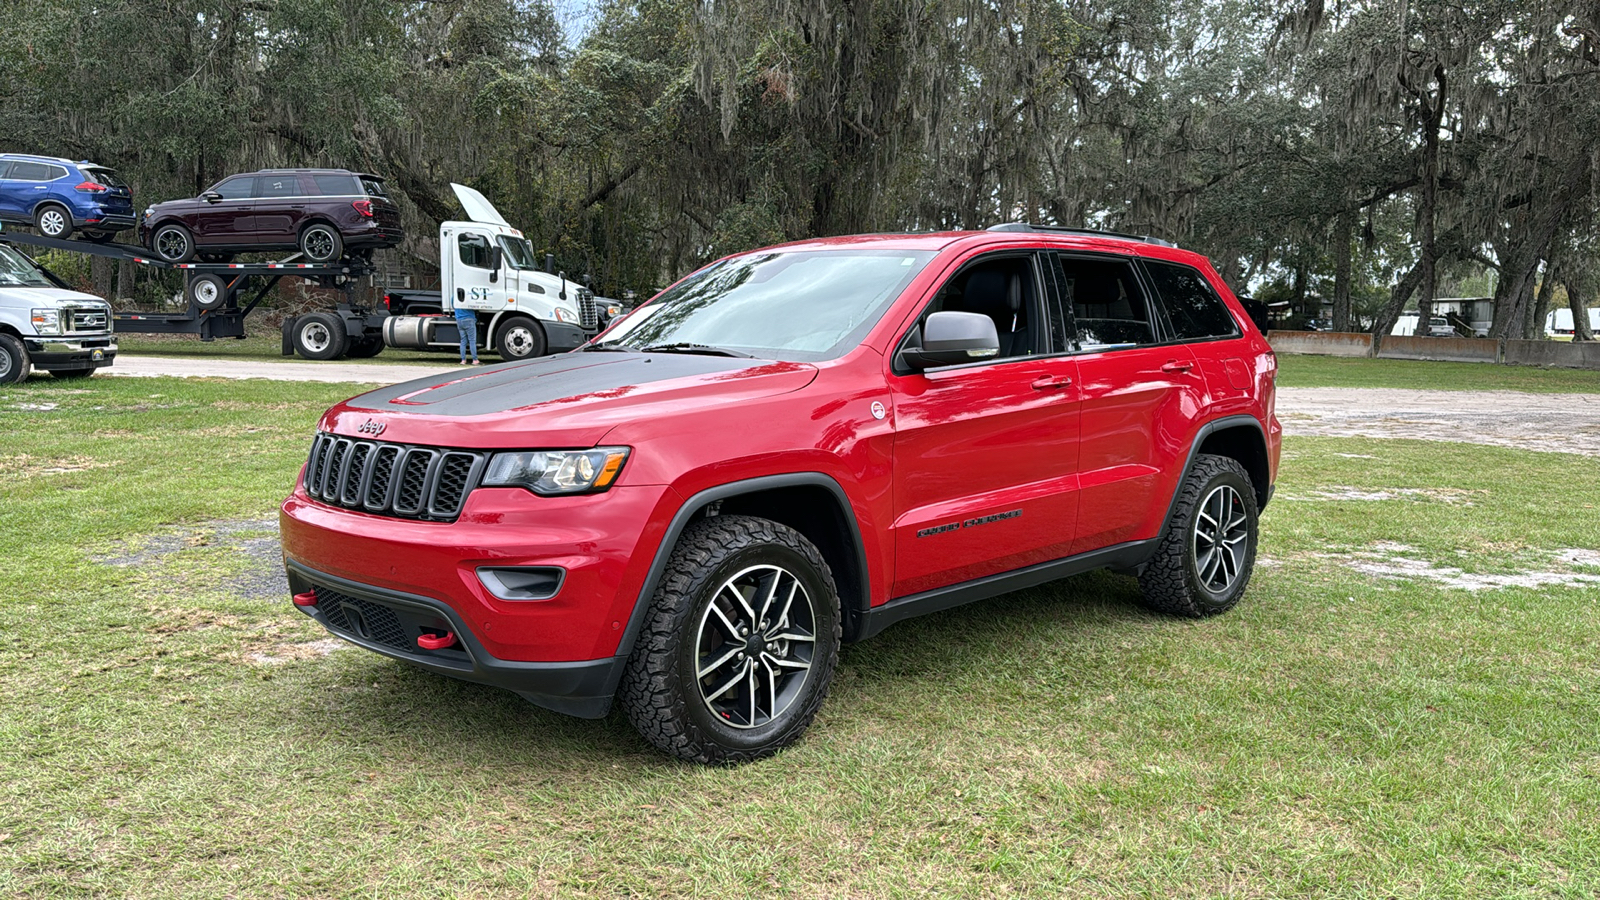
[291,311,348,360]
[299,223,343,264]
[48,368,95,380]
[187,273,228,311]
[1137,454,1259,618]
[151,223,196,263]
[345,335,385,358]
[494,316,545,361]
[621,515,842,764]
[33,204,72,239]
[0,333,31,384]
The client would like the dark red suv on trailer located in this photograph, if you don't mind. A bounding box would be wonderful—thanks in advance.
[280,225,1281,763]
[139,169,402,264]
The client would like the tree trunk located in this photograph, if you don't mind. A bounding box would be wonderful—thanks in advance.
[1292,261,1308,321]
[116,258,134,303]
[1565,274,1596,342]
[1529,262,1555,340]
[1372,258,1427,341]
[91,255,114,302]
[1415,66,1446,333]
[1332,205,1354,332]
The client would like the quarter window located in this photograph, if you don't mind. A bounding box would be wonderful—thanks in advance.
[1057,256,1158,349]
[1146,261,1239,340]
[315,174,360,196]
[459,233,494,269]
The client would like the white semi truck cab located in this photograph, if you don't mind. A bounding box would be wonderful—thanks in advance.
[382,184,597,360]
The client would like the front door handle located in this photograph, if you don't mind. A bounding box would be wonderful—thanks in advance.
[1160,360,1194,374]
[1031,375,1073,391]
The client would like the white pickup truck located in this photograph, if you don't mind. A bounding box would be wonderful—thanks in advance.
[378,184,599,360]
[0,241,116,384]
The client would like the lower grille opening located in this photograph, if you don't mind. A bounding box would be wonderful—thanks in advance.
[311,585,470,666]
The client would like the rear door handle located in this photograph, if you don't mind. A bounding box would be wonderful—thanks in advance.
[1160,360,1193,374]
[1031,375,1073,390]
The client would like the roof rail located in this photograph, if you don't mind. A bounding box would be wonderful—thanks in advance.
[986,222,1177,248]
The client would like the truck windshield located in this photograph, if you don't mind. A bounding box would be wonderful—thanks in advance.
[596,249,935,361]
[497,236,539,270]
[0,246,52,288]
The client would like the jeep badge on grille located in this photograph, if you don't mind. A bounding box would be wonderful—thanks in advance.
[358,420,386,436]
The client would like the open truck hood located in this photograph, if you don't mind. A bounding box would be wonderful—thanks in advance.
[450,183,512,228]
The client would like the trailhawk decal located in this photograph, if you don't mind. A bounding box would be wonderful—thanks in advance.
[916,509,1022,538]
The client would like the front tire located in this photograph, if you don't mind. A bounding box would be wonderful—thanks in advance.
[0,333,32,384]
[291,312,348,360]
[494,316,545,361]
[621,515,842,764]
[1137,454,1259,617]
[34,204,72,239]
[151,224,196,263]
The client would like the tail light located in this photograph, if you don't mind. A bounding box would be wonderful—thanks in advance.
[75,181,108,193]
[352,199,374,217]
[383,293,392,310]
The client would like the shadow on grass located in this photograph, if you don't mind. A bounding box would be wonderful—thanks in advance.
[269,567,1165,770]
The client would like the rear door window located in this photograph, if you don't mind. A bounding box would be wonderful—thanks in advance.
[1144,260,1239,340]
[257,175,302,198]
[1055,255,1159,350]
[11,162,65,182]
[0,162,12,179]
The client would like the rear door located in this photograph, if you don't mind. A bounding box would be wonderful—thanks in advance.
[251,172,315,246]
[1141,259,1251,406]
[887,250,1082,598]
[1059,253,1208,556]
[0,162,18,219]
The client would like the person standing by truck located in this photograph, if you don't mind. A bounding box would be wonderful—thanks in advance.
[455,304,480,365]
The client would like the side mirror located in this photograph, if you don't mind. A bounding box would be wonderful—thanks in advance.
[488,246,503,283]
[897,311,1001,371]
[201,191,223,203]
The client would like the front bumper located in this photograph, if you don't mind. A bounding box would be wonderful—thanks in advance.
[545,321,593,353]
[287,561,622,718]
[26,336,117,370]
[79,212,136,231]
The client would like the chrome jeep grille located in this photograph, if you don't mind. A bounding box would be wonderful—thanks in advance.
[303,433,487,521]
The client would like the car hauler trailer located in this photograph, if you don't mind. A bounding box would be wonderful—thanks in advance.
[0,229,383,359]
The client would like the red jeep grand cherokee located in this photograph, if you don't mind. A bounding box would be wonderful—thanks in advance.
[280,225,1281,763]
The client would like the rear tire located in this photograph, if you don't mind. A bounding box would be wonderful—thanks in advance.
[299,223,343,263]
[33,204,72,240]
[1137,454,1259,618]
[151,223,196,263]
[494,316,545,361]
[86,231,118,244]
[0,334,31,384]
[291,312,348,360]
[621,515,841,764]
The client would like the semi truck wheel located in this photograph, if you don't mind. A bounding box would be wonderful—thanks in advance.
[494,316,546,361]
[187,274,228,311]
[345,336,385,358]
[0,334,32,384]
[621,515,842,764]
[33,204,72,239]
[292,312,349,360]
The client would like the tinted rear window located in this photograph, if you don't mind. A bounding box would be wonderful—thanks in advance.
[1145,260,1239,340]
[360,177,389,198]
[10,162,66,181]
[314,174,359,196]
[84,168,128,189]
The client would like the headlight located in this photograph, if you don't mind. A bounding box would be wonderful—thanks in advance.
[31,309,62,335]
[552,307,573,324]
[482,447,629,495]
[605,304,623,317]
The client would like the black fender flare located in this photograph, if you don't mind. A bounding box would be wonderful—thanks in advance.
[1154,414,1271,547]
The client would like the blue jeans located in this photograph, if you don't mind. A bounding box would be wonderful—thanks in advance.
[456,309,478,360]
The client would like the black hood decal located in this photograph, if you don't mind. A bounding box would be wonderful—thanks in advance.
[348,352,770,417]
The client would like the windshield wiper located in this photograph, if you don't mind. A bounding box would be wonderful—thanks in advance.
[581,340,635,352]
[639,342,753,358]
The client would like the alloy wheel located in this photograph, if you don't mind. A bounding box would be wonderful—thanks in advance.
[38,209,68,237]
[694,564,817,729]
[304,228,336,261]
[1192,484,1249,593]
[157,229,189,261]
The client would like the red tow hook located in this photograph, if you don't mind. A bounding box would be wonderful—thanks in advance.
[417,631,458,651]
[292,591,318,607]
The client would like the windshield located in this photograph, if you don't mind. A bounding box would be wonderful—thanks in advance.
[498,235,539,270]
[599,248,935,361]
[0,246,52,288]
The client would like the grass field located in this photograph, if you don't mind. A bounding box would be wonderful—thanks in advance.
[1276,353,1600,393]
[3,376,1599,897]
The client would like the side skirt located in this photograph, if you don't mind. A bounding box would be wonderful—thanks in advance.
[856,539,1157,642]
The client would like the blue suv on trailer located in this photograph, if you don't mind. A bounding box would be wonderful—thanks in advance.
[0,154,136,242]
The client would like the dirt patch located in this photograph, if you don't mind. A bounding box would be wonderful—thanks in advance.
[1280,486,1487,505]
[0,454,116,480]
[1334,541,1600,591]
[93,517,288,602]
[247,638,344,666]
[1277,388,1600,457]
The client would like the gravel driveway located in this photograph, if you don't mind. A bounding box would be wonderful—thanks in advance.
[105,355,1600,456]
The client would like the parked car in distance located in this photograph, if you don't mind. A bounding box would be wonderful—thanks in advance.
[0,154,136,242]
[1426,316,1454,337]
[281,223,1281,763]
[139,169,402,264]
[0,241,116,383]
